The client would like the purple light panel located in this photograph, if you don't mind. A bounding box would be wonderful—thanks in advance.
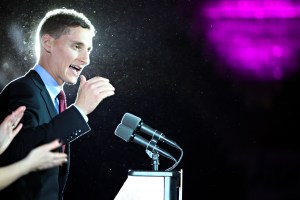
[196,0,300,81]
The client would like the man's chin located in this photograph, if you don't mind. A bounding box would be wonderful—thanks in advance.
[65,78,78,85]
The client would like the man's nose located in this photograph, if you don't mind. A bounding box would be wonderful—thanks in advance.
[79,50,90,65]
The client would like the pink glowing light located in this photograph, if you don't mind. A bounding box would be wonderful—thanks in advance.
[204,0,300,19]
[197,0,300,81]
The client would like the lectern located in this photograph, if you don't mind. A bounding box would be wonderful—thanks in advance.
[114,169,183,200]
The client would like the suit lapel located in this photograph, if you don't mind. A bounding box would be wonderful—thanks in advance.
[26,70,58,118]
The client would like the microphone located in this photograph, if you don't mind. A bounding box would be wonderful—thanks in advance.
[114,123,176,161]
[121,113,179,148]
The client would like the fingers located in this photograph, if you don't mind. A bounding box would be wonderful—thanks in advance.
[52,152,68,160]
[13,106,26,114]
[12,106,26,120]
[82,76,113,93]
[78,75,87,90]
[85,76,109,84]
[75,75,115,114]
[10,106,26,130]
[12,123,23,134]
[97,87,115,99]
[36,154,68,170]
[0,108,25,154]
[88,76,115,95]
[32,140,68,171]
[47,147,68,167]
[52,151,68,163]
[92,82,115,95]
[41,139,62,151]
[42,140,68,162]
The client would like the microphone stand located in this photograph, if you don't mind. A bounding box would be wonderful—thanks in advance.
[146,137,160,171]
[146,150,160,171]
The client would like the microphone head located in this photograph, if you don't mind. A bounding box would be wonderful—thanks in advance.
[114,123,134,142]
[121,113,141,129]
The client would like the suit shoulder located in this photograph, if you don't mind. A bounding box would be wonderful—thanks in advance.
[1,71,42,95]
[7,70,41,84]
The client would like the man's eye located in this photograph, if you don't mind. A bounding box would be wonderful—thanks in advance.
[75,45,81,49]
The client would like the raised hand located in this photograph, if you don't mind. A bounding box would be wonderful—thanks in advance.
[74,75,115,115]
[0,106,26,155]
[25,139,68,171]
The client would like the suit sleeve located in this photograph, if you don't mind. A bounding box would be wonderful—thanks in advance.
[0,76,90,164]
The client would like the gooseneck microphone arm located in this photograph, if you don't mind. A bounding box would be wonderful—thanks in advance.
[132,134,177,162]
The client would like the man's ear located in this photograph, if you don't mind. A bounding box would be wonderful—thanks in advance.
[41,34,53,53]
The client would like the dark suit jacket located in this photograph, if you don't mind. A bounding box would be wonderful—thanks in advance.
[0,70,91,200]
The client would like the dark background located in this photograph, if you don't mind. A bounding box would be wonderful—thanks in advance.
[1,0,300,199]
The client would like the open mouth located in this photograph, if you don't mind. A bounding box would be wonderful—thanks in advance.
[69,64,81,75]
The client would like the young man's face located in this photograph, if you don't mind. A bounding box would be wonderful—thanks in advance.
[49,26,93,85]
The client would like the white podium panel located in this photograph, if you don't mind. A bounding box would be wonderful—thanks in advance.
[114,170,182,200]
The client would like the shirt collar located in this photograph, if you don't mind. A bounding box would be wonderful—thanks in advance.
[33,64,63,99]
